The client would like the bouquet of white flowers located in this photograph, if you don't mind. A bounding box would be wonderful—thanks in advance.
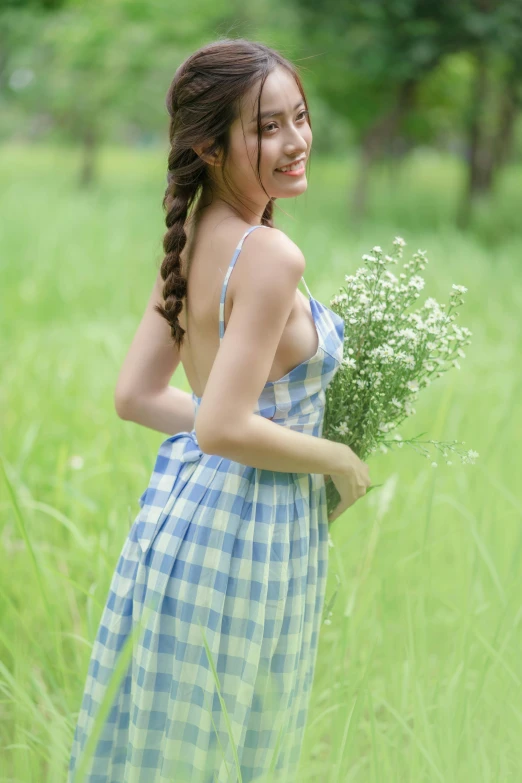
[322,236,478,518]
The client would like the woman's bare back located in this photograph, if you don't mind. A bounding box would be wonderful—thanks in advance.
[176,212,319,398]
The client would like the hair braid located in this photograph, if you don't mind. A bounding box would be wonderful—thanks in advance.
[154,146,205,350]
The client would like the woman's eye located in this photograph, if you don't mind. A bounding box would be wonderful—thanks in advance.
[263,110,309,132]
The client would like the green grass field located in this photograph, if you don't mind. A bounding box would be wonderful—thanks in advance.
[1,143,521,782]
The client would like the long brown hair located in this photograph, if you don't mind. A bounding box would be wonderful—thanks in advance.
[154,37,312,349]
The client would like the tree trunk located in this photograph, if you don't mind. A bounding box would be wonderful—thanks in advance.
[457,50,497,229]
[79,126,98,188]
[493,72,519,169]
[350,79,418,221]
[0,33,9,92]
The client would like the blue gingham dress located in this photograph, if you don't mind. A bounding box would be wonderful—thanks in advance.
[68,225,345,783]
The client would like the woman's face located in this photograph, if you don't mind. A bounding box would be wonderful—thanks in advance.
[208,65,313,213]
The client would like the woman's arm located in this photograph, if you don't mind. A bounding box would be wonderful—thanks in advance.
[195,228,356,477]
[116,386,195,437]
[202,416,355,475]
[114,271,195,435]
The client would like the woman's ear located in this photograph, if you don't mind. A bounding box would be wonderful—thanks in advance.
[192,143,222,167]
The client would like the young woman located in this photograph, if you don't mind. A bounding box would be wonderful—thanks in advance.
[68,37,370,783]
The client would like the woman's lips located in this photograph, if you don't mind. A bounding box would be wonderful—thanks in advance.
[274,164,306,177]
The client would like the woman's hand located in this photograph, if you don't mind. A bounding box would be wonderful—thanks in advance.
[325,456,371,523]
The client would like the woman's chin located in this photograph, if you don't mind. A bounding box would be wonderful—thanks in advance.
[270,179,308,198]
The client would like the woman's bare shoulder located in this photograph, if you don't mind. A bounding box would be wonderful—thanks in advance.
[246,225,305,265]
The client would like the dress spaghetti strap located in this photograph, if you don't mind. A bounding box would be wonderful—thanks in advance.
[218,224,313,342]
[300,275,313,298]
[218,225,268,342]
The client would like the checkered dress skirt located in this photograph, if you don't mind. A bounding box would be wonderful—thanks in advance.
[68,225,345,783]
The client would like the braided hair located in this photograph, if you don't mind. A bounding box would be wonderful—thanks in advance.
[154,37,311,349]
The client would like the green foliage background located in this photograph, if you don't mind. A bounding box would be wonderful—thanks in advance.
[1,2,522,780]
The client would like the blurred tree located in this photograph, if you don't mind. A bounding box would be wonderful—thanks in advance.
[456,0,522,227]
[1,0,234,185]
[294,0,468,219]
[0,0,66,93]
[294,0,522,226]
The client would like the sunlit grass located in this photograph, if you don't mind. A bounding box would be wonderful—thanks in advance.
[1,142,521,781]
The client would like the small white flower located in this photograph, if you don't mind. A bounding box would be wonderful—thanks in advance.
[342,357,357,369]
[431,462,438,467]
[408,275,425,291]
[70,455,84,470]
[384,270,398,283]
[398,328,418,342]
[336,421,350,436]
[372,246,383,253]
[362,254,377,262]
[393,236,406,247]
[406,380,419,393]
[452,284,468,294]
